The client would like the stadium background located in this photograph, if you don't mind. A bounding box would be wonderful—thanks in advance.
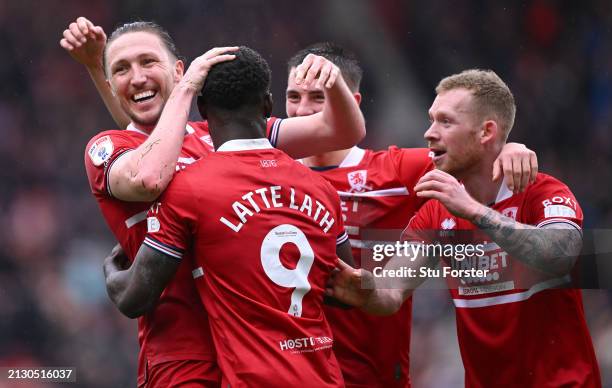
[0,0,610,386]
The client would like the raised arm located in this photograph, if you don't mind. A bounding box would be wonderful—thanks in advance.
[60,17,130,128]
[106,47,237,202]
[103,243,179,318]
[275,54,366,158]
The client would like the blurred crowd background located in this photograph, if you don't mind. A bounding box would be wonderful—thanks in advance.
[0,0,610,386]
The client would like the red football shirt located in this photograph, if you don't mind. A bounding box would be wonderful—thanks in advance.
[84,122,217,385]
[308,146,432,387]
[144,139,347,387]
[406,173,601,387]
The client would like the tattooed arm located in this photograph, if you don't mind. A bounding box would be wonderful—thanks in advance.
[415,169,582,277]
[471,207,581,276]
[108,47,238,202]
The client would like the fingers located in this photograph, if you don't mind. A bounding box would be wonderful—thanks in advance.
[529,152,538,183]
[336,258,356,272]
[502,158,514,192]
[511,156,522,193]
[302,55,323,87]
[59,38,74,51]
[414,179,447,194]
[76,16,90,36]
[519,156,531,192]
[69,22,86,44]
[205,53,237,67]
[203,46,239,59]
[492,158,502,181]
[62,28,81,48]
[294,54,314,85]
[415,190,442,200]
[91,25,107,41]
[317,62,332,89]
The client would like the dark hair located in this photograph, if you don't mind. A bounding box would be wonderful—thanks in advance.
[103,21,182,76]
[199,46,271,110]
[287,42,363,92]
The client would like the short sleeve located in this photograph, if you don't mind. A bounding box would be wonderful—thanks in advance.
[266,117,283,148]
[524,175,583,230]
[143,173,198,261]
[84,130,141,197]
[387,147,434,192]
[400,199,437,243]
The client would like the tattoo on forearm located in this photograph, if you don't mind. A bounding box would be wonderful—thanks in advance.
[472,208,582,275]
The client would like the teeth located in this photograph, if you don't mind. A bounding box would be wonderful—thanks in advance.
[133,90,155,101]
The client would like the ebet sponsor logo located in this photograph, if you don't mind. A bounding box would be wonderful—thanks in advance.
[279,336,333,352]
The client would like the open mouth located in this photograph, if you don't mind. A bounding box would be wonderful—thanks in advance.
[430,149,446,158]
[132,90,157,103]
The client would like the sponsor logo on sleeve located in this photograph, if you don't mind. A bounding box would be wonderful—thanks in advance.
[88,136,114,166]
[544,205,576,218]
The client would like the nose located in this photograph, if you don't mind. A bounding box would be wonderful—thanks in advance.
[130,65,147,87]
[295,100,315,117]
[424,123,438,142]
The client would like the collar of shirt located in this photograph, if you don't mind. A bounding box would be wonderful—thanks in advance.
[216,138,273,152]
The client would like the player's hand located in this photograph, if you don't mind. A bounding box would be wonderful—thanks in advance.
[414,169,483,220]
[60,17,107,69]
[493,142,538,193]
[180,46,239,92]
[103,243,131,278]
[326,259,374,307]
[293,54,341,89]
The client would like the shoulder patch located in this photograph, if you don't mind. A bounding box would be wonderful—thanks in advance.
[88,136,114,166]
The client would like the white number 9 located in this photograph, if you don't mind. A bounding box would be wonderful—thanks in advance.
[260,224,315,317]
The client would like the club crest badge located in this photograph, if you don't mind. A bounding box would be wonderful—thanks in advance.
[88,136,114,167]
[347,170,372,193]
[501,207,518,220]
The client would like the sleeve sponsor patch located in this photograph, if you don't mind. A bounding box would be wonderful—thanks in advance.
[88,135,114,166]
[544,204,576,218]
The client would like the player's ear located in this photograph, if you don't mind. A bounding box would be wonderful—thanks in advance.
[107,79,117,97]
[173,59,185,83]
[353,92,362,106]
[263,92,273,118]
[197,95,207,119]
[480,120,498,144]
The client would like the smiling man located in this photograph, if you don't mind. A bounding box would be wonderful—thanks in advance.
[330,69,601,388]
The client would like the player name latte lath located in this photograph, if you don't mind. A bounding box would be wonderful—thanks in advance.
[220,185,337,233]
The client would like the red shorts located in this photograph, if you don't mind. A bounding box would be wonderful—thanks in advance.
[141,359,221,388]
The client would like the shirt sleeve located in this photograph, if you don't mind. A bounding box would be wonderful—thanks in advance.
[84,130,140,197]
[143,173,198,261]
[266,117,283,148]
[400,199,437,243]
[387,146,434,195]
[524,175,583,230]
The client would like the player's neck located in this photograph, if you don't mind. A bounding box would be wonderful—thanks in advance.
[131,122,155,134]
[302,148,352,167]
[208,116,267,150]
[460,158,501,205]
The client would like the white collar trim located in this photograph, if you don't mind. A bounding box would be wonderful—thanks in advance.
[339,146,366,168]
[126,123,195,136]
[494,179,514,204]
[217,138,273,152]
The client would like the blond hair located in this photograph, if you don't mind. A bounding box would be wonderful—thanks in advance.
[436,69,516,140]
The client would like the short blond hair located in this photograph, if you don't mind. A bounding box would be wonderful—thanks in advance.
[436,69,516,139]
